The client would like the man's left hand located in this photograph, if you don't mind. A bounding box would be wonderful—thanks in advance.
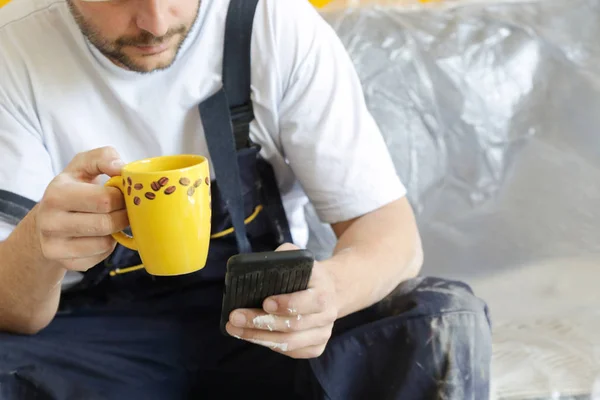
[225,243,339,359]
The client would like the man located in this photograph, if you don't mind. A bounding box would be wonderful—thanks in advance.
[0,0,492,398]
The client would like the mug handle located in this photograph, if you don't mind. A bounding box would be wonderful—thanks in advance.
[104,176,138,251]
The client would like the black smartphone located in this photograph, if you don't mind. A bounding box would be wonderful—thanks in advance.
[220,249,314,335]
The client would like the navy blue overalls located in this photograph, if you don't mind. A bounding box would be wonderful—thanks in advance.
[0,1,493,399]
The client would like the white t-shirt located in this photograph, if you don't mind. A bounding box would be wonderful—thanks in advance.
[0,0,406,247]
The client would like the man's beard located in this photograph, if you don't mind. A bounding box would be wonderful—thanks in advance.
[67,1,199,73]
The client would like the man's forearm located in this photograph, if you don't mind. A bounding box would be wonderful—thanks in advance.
[0,207,66,334]
[322,197,423,319]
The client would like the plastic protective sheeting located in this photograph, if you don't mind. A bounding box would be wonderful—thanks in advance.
[303,1,600,399]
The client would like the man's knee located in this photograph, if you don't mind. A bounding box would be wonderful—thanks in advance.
[318,277,492,399]
[382,277,492,398]
[376,276,493,369]
[379,276,491,326]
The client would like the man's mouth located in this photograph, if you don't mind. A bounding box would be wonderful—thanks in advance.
[131,41,171,55]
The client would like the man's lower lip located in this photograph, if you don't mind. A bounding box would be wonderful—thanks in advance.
[133,43,169,54]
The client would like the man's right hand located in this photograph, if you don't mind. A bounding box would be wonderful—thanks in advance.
[35,146,129,272]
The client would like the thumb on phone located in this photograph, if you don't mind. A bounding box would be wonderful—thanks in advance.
[275,243,300,252]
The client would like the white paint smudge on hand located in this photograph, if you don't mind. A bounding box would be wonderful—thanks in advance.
[232,335,288,352]
[253,314,276,331]
[248,339,289,352]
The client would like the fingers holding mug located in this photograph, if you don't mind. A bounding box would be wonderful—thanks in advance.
[104,177,137,251]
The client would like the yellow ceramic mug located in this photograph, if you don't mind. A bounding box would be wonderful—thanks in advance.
[105,154,211,276]
[309,0,331,7]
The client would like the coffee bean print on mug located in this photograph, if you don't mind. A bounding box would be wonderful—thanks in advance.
[126,175,208,206]
[179,177,190,186]
[158,177,169,187]
[179,175,207,197]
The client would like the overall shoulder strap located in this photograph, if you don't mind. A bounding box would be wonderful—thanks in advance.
[197,0,260,254]
[223,0,260,150]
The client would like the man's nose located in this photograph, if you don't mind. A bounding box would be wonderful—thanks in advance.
[136,0,169,38]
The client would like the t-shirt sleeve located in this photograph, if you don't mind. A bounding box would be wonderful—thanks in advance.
[272,0,407,224]
[0,84,55,239]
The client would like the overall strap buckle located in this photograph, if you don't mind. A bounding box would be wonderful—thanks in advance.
[231,102,254,150]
